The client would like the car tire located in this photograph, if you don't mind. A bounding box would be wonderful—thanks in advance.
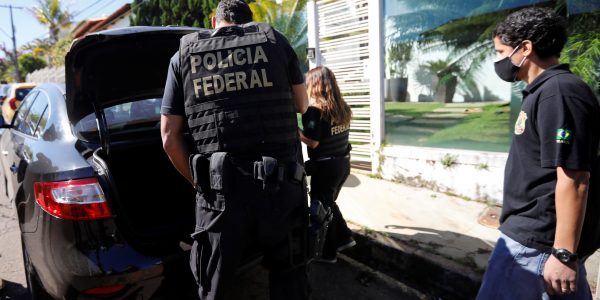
[21,238,53,300]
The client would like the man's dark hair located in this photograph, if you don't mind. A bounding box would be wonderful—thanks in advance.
[215,0,253,24]
[493,7,567,58]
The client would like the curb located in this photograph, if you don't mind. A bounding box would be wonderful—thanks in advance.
[338,254,430,300]
[344,227,483,300]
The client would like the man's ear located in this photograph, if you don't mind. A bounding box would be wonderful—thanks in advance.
[211,16,216,29]
[522,40,533,57]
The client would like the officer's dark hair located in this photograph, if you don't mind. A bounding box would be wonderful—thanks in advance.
[215,0,253,24]
[493,7,567,58]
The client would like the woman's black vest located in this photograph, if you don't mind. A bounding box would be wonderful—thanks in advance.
[310,121,350,159]
[180,23,298,159]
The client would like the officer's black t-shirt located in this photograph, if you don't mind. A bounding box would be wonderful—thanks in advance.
[500,64,600,252]
[302,106,350,159]
[161,28,304,116]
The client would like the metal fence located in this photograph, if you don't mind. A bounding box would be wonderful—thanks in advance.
[317,0,372,163]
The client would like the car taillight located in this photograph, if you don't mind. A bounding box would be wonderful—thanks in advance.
[8,97,17,110]
[82,284,126,295]
[34,178,112,220]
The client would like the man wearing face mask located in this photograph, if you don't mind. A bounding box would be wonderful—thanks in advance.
[476,7,600,299]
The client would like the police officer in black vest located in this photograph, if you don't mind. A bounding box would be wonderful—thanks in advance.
[160,1,310,299]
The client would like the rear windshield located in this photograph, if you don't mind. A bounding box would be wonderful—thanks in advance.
[75,98,162,134]
[15,88,33,100]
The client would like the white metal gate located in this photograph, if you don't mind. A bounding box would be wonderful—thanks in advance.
[313,1,600,291]
[316,0,374,166]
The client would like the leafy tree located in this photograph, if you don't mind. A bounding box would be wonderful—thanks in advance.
[49,37,72,67]
[30,0,72,43]
[0,58,12,82]
[130,0,307,70]
[560,32,600,95]
[388,0,600,96]
[19,53,47,77]
[131,0,217,27]
[249,0,308,71]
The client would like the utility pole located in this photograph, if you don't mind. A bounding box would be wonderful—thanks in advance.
[0,4,24,82]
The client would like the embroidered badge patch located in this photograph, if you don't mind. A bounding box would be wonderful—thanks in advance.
[556,129,572,144]
[514,111,527,135]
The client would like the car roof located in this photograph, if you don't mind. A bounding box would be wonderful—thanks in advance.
[10,83,36,89]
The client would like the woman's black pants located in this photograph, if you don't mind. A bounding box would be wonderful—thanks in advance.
[309,156,352,259]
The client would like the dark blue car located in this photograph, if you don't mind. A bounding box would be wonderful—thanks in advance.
[0,27,200,299]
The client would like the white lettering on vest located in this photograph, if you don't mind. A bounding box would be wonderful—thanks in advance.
[193,78,202,98]
[254,46,269,63]
[203,76,214,96]
[224,73,235,92]
[236,72,248,90]
[261,69,273,87]
[249,70,263,88]
[191,55,201,74]
[233,48,246,65]
[189,45,274,98]
[331,124,350,135]
[213,75,225,94]
[204,53,217,71]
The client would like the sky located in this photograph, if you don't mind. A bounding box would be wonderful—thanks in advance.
[0,0,130,58]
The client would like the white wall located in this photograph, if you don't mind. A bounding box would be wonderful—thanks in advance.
[380,145,507,203]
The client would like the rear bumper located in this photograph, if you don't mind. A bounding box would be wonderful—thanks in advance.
[23,216,195,299]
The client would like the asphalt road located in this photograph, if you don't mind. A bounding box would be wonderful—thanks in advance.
[0,198,417,300]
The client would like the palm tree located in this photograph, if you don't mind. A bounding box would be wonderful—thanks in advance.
[249,0,308,71]
[388,0,600,96]
[30,0,72,44]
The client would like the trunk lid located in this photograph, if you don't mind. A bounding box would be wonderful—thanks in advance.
[65,26,200,152]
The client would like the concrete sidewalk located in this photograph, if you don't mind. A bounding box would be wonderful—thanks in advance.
[334,171,600,299]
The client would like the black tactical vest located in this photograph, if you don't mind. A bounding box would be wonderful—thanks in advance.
[308,120,350,159]
[180,23,298,159]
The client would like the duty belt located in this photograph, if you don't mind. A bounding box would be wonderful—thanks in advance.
[312,154,350,162]
[230,156,305,193]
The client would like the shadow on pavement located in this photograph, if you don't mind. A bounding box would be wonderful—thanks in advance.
[343,174,361,188]
[346,225,494,300]
[0,280,29,300]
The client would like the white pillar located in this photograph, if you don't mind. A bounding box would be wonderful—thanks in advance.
[368,0,384,174]
[307,0,321,69]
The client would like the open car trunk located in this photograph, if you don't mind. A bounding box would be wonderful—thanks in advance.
[95,137,196,254]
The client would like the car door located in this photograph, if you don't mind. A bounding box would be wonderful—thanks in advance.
[1,91,39,202]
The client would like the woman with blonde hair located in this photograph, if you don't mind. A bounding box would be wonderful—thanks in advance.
[300,66,355,263]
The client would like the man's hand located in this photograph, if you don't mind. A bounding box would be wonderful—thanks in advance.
[543,255,578,295]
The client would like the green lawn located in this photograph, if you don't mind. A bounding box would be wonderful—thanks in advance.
[384,102,511,152]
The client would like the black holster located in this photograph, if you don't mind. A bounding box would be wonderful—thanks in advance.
[308,197,333,259]
[190,154,210,194]
[253,157,304,193]
[190,152,232,193]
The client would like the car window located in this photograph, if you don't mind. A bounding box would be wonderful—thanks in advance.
[35,106,50,139]
[75,98,162,134]
[15,88,33,100]
[0,85,11,97]
[18,92,47,136]
[12,91,38,130]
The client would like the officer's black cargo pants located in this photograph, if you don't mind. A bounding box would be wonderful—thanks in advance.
[309,156,352,260]
[189,161,310,300]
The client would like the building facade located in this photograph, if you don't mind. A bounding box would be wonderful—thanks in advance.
[308,0,600,203]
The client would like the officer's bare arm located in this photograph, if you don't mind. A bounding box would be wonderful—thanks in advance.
[544,167,589,294]
[299,130,319,149]
[292,83,308,114]
[553,167,589,253]
[161,114,193,185]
